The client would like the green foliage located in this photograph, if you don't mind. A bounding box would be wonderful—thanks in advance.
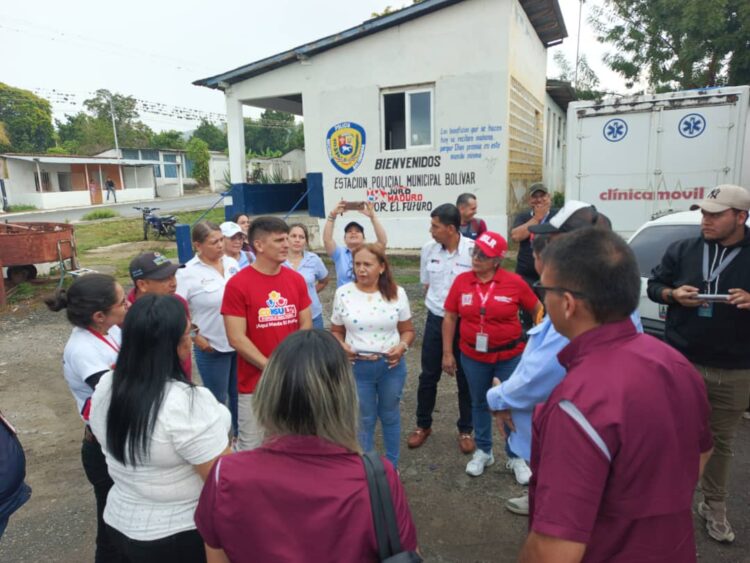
[552,191,565,208]
[6,204,37,212]
[56,112,113,154]
[8,282,35,303]
[244,110,300,156]
[593,0,750,90]
[371,0,424,18]
[150,130,186,150]
[82,209,119,221]
[552,52,603,99]
[186,137,210,185]
[248,162,286,184]
[0,83,55,152]
[84,89,139,123]
[192,120,227,151]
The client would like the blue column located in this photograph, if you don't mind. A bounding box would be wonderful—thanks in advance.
[307,173,325,218]
[175,224,194,264]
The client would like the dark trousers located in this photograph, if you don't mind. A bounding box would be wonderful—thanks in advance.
[81,438,126,563]
[416,311,473,433]
[107,525,206,563]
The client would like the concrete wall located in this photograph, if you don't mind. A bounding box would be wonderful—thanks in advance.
[224,0,546,247]
[209,154,229,193]
[247,149,306,183]
[543,93,566,194]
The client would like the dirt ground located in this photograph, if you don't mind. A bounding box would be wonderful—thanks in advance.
[1,248,749,562]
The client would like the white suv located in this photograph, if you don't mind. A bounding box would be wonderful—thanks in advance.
[627,211,702,339]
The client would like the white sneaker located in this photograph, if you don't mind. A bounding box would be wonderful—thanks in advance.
[506,457,532,485]
[505,491,529,516]
[466,449,494,477]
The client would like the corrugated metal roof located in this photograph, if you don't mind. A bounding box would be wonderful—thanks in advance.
[194,0,567,89]
[2,155,162,166]
[546,79,577,110]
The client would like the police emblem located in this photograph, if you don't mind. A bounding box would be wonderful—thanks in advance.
[326,122,366,175]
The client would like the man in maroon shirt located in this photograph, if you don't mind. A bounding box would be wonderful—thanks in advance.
[519,228,713,563]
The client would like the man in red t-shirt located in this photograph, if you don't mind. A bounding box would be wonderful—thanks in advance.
[519,229,713,563]
[222,216,312,450]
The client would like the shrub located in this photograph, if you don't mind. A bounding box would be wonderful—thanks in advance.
[82,209,119,221]
[6,204,38,212]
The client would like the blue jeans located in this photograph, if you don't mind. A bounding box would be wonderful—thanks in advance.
[461,353,522,455]
[312,314,324,330]
[353,357,407,468]
[194,347,238,437]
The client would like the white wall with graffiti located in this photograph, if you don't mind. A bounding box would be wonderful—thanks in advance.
[221,0,557,247]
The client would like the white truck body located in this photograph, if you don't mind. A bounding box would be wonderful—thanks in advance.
[566,86,750,237]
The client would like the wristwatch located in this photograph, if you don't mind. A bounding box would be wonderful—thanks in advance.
[666,289,674,303]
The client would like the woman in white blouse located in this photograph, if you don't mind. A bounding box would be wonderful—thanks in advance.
[330,243,415,469]
[89,294,230,563]
[176,221,240,438]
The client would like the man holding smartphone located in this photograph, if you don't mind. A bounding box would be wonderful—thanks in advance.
[647,184,750,544]
[323,200,388,286]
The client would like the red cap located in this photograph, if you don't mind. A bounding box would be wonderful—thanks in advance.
[475,231,508,258]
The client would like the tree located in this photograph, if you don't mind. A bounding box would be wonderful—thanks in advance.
[593,0,750,90]
[0,82,55,153]
[192,119,227,151]
[186,137,210,185]
[55,113,112,154]
[150,130,186,150]
[244,110,297,155]
[83,89,139,124]
[552,52,603,99]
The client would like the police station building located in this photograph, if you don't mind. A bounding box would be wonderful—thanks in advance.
[195,0,567,247]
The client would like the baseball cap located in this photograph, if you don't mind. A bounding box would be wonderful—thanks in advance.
[529,182,548,196]
[690,184,750,213]
[220,221,243,238]
[528,200,598,235]
[129,252,183,281]
[344,221,365,234]
[475,231,508,258]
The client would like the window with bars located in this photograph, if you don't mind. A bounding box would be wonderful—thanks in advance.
[34,171,51,192]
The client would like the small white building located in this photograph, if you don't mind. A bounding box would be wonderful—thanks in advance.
[248,149,306,183]
[543,80,575,195]
[0,154,157,210]
[195,0,567,247]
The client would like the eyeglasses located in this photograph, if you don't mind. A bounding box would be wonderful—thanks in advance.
[532,280,587,300]
[472,248,492,261]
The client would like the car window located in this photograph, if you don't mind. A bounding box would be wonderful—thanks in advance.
[629,225,701,277]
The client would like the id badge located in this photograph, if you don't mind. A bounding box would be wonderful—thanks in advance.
[475,333,489,353]
[698,302,714,318]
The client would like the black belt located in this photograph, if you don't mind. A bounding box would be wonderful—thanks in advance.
[483,336,526,353]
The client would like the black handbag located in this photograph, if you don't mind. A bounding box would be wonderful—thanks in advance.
[361,452,423,563]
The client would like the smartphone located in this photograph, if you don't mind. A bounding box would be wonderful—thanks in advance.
[343,201,366,211]
[696,294,730,302]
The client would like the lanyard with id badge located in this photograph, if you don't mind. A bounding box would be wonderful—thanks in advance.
[474,282,496,352]
[699,243,740,318]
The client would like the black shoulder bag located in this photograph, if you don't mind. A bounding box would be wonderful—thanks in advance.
[361,452,423,563]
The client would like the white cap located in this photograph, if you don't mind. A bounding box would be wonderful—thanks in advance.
[220,221,243,238]
[690,184,750,213]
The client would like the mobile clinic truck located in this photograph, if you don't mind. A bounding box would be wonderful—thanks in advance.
[565,86,750,237]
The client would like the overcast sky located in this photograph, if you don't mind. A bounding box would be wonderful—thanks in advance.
[1,0,628,132]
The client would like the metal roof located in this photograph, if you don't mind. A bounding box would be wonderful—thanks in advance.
[546,79,577,110]
[2,155,162,166]
[194,0,567,89]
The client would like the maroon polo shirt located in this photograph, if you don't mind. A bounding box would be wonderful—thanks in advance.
[195,434,417,562]
[529,319,712,562]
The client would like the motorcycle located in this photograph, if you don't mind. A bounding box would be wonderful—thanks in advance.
[133,207,178,241]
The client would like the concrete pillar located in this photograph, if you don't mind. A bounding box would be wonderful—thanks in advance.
[225,95,246,184]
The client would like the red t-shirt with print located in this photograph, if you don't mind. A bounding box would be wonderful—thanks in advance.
[221,266,311,393]
[444,268,538,363]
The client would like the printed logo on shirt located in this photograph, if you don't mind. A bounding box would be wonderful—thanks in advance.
[494,295,513,303]
[258,291,298,323]
[462,293,473,306]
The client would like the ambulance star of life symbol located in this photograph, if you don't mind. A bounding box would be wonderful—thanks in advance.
[679,113,706,139]
[603,118,628,142]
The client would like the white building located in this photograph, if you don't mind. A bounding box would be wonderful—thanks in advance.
[248,149,306,183]
[0,154,157,210]
[195,0,567,247]
[543,80,575,195]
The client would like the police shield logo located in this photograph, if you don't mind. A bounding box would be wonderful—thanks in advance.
[326,122,366,175]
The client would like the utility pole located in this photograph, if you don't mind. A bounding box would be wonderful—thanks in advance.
[574,0,584,89]
[108,94,120,156]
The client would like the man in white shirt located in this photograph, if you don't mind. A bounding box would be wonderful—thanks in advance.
[407,203,476,453]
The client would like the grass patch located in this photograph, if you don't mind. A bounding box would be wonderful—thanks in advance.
[82,209,120,221]
[6,204,37,212]
[394,273,421,285]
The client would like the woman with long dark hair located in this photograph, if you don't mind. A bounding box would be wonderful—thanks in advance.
[45,273,130,563]
[88,295,231,563]
[330,243,415,469]
[284,222,330,329]
[194,330,418,562]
